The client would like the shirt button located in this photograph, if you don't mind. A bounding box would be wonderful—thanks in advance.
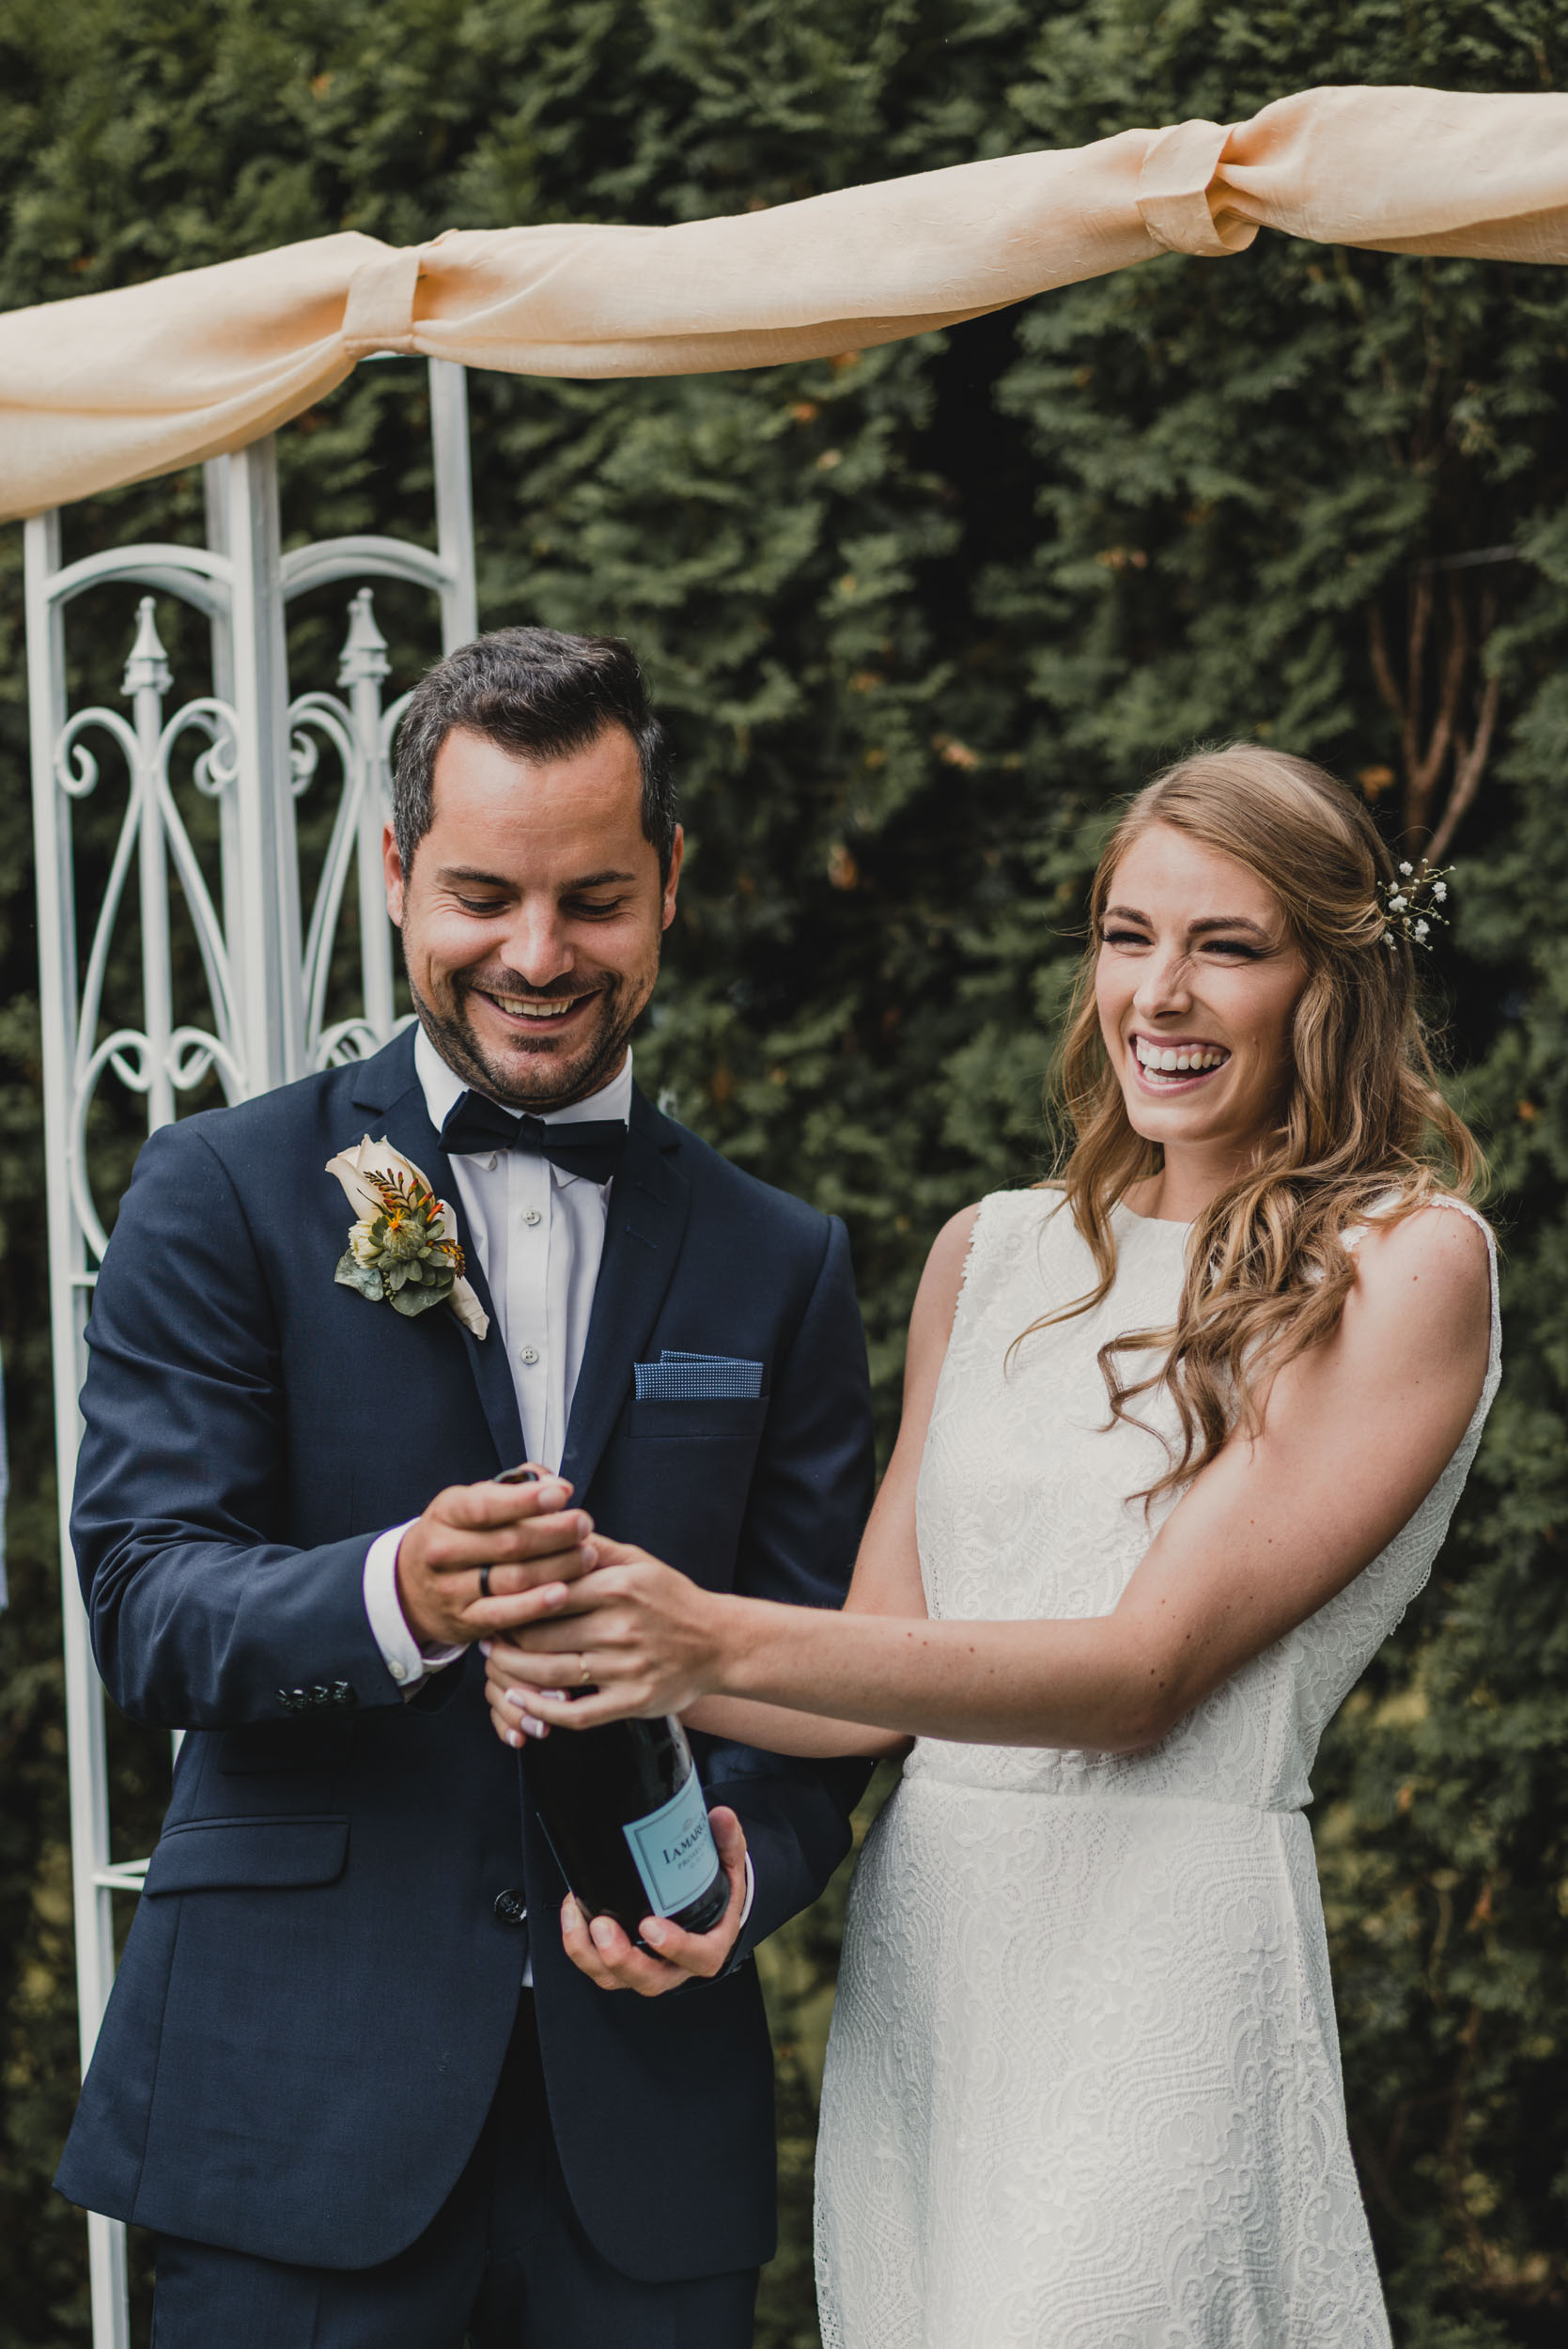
[523,1207,542,1227]
[389,1659,408,1683]
[520,1346,539,1366]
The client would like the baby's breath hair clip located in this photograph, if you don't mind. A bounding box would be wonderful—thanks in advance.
[1378,859,1451,951]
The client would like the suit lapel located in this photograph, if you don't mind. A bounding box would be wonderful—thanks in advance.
[349,1035,527,1472]
[560,1090,691,1496]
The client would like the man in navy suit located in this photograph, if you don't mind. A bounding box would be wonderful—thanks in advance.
[55,627,875,2345]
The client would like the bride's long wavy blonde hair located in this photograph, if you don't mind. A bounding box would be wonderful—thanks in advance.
[1027,743,1483,1503]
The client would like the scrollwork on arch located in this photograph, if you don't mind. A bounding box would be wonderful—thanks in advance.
[57,629,246,1264]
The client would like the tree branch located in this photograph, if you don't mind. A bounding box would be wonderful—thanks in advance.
[1406,581,1467,843]
[1427,667,1500,863]
[1368,603,1405,725]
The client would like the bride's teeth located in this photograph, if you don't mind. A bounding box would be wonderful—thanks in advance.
[1134,1039,1228,1076]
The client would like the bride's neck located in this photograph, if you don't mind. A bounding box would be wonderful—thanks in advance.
[1126,1138,1261,1224]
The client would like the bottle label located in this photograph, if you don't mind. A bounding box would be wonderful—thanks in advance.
[622,1770,719,1918]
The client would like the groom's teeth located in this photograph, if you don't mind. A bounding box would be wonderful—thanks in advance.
[494,994,575,1019]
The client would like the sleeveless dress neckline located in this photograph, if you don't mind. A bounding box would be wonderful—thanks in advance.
[815,1185,1498,2349]
[1113,1196,1194,1230]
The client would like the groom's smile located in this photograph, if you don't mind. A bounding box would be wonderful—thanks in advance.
[465,972,606,1042]
[384,721,683,1113]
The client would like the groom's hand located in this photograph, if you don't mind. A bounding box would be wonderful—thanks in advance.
[396,1470,598,1651]
[559,1805,750,1997]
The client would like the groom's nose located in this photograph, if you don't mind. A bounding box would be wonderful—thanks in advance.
[495,898,577,989]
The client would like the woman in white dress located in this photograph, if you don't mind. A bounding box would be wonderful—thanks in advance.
[486,744,1498,2347]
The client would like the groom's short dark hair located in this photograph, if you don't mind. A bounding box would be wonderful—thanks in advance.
[393,626,676,879]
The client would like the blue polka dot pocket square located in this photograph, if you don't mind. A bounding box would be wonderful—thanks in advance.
[633,1351,765,1401]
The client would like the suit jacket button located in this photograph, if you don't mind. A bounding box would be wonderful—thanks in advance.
[331,1681,357,1709]
[493,1888,528,1926]
[276,1688,305,1713]
[309,1685,332,1707]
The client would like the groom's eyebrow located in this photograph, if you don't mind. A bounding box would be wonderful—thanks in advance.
[436,863,638,891]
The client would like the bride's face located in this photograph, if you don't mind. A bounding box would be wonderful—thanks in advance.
[1094,823,1308,1170]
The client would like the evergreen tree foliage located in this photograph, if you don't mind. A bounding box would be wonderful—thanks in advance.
[1,5,1565,2341]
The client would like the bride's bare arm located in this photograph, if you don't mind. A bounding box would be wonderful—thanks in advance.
[484,1207,977,1758]
[495,1203,1492,1753]
[677,1696,908,1757]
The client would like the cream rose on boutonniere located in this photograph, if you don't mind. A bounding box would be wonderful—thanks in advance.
[325,1137,489,1339]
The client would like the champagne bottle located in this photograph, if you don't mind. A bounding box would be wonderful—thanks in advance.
[522,1707,729,1942]
[495,1467,728,1941]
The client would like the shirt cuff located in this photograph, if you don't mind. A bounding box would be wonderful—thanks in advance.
[363,1521,464,1693]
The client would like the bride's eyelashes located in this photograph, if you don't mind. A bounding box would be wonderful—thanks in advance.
[1097,925,1268,962]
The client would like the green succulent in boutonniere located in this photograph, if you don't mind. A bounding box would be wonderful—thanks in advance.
[325,1137,489,1337]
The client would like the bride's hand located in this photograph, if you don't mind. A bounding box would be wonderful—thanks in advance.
[483,1539,727,1730]
[483,1640,559,1746]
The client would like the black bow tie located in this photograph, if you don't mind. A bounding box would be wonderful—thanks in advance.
[439,1090,629,1187]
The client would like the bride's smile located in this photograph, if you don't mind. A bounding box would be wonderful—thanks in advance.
[1094,821,1307,1216]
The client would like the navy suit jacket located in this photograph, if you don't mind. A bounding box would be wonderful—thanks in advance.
[54,1029,875,2279]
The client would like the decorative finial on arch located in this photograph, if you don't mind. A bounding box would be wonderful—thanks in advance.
[121,596,171,698]
[338,587,391,689]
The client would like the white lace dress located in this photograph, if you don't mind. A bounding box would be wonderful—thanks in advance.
[815,1190,1499,2349]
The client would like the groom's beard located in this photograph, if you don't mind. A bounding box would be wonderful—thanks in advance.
[410,968,647,1113]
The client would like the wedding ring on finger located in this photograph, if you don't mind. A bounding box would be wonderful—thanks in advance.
[477,1563,492,1601]
[578,1652,594,1687]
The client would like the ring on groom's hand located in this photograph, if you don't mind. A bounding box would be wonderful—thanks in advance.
[477,1563,492,1601]
[577,1652,593,1687]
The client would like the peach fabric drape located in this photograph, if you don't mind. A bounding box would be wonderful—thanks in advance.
[4,83,1566,522]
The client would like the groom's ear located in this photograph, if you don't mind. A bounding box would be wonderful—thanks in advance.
[660,827,685,931]
[384,821,407,928]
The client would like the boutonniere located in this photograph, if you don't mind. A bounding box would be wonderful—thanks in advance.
[325,1137,489,1339]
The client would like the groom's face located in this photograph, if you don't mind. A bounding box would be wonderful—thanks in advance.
[385,722,682,1112]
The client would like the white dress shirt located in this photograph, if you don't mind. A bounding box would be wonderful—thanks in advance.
[359,1027,753,1959]
[362,1028,632,1688]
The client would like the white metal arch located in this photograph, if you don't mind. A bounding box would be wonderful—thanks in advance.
[23,358,477,2348]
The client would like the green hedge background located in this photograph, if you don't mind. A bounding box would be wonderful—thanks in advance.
[2,3,1566,2341]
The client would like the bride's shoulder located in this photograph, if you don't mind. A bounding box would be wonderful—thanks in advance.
[911,1187,1066,1335]
[1341,1194,1493,1353]
[925,1183,1066,1269]
[917,1201,985,1308]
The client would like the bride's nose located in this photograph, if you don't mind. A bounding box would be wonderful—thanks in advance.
[1131,943,1193,1021]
